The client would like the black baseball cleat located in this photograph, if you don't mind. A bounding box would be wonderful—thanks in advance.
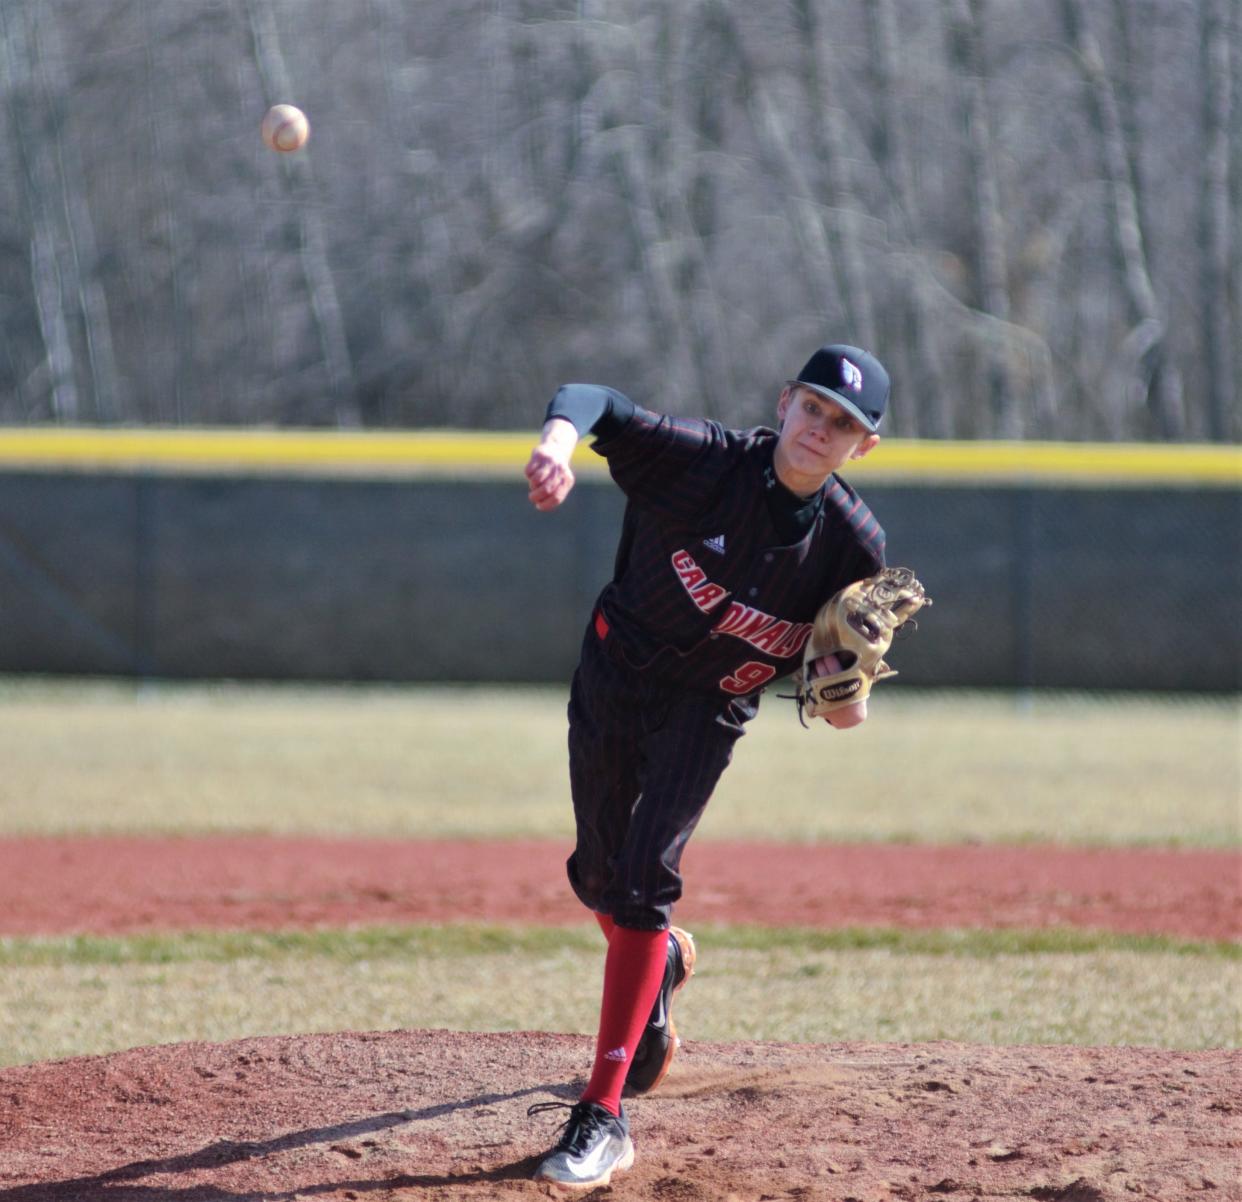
[528,1099,635,1189]
[625,926,696,1095]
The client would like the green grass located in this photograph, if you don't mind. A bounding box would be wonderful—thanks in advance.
[3,924,1234,967]
[0,679,1236,1067]
[1,924,1236,1068]
[0,679,1237,846]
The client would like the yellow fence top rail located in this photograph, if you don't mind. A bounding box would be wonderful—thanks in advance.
[852,438,1241,486]
[0,427,1237,487]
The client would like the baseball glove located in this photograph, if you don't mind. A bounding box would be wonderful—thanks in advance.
[797,567,931,721]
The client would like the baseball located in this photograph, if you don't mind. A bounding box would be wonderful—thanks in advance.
[260,104,309,153]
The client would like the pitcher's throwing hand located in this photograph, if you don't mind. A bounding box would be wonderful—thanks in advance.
[525,418,579,511]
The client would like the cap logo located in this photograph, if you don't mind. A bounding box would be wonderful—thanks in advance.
[840,359,863,392]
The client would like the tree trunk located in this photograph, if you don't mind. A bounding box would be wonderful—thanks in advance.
[942,0,1020,438]
[245,0,359,427]
[1199,0,1235,442]
[144,0,191,425]
[1234,7,1242,431]
[864,0,949,437]
[794,0,876,352]
[1060,0,1185,438]
[0,0,79,421]
[1110,0,1188,438]
[3,0,126,423]
[1110,0,1153,256]
[714,8,846,328]
[32,4,122,423]
[662,4,737,408]
[612,120,699,401]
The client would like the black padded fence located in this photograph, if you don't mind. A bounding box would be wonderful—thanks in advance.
[0,470,1237,692]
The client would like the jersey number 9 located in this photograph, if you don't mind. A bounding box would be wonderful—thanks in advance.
[720,660,776,695]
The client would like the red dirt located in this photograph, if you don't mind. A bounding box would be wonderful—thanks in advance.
[1,836,1239,1200]
[1,1031,1238,1201]
[0,836,1237,940]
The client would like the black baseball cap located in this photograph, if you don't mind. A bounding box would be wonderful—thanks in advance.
[788,344,889,432]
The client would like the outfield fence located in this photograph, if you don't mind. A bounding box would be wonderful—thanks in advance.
[0,430,1237,691]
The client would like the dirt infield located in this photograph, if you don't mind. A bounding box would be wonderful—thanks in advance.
[1,836,1239,1200]
[1,836,1237,939]
[1,1030,1238,1201]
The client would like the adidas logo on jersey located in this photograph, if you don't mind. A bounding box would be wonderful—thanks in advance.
[703,534,726,555]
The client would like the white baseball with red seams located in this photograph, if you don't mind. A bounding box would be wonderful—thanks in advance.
[261,104,309,152]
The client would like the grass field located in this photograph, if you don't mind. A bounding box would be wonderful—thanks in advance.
[0,679,1237,1067]
[2,926,1237,1067]
[0,679,1237,846]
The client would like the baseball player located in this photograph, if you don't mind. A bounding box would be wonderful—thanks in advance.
[523,344,889,1189]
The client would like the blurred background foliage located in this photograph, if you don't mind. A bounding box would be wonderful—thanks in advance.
[0,0,1236,440]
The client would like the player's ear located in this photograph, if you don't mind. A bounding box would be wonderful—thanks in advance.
[850,433,881,460]
[777,385,794,423]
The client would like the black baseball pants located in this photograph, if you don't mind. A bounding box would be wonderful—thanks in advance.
[564,617,758,930]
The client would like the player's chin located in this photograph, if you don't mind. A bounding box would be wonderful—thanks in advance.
[797,443,844,471]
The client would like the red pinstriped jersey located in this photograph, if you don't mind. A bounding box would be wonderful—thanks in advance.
[589,403,886,698]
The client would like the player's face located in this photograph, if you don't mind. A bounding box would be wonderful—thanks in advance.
[774,385,880,493]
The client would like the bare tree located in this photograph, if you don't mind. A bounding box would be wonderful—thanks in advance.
[33,4,122,423]
[941,0,1020,438]
[864,0,949,436]
[1200,0,1235,442]
[0,0,1228,441]
[1234,4,1242,430]
[1,0,126,422]
[598,24,702,403]
[142,0,192,424]
[709,4,847,330]
[656,2,737,407]
[244,0,359,427]
[1109,0,1193,440]
[1059,0,1185,439]
[794,0,876,352]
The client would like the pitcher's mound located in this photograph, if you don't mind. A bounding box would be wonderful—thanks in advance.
[1,1029,1237,1201]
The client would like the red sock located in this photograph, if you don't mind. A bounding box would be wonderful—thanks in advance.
[581,926,670,1116]
[593,912,616,942]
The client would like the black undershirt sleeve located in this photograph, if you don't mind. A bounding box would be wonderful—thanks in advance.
[545,383,636,441]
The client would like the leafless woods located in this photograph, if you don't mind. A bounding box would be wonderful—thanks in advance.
[0,0,1235,439]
